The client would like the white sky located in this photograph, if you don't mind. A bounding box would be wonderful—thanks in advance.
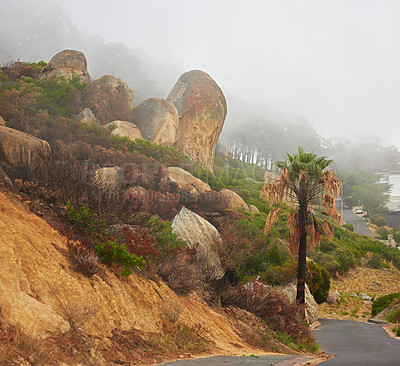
[7,0,400,148]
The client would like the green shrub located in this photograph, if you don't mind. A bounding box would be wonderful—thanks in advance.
[342,223,354,232]
[372,293,400,316]
[393,325,400,336]
[367,253,389,269]
[96,239,144,276]
[376,227,389,240]
[306,261,330,304]
[393,228,400,244]
[372,215,388,227]
[261,260,297,286]
[66,202,145,276]
[385,307,400,323]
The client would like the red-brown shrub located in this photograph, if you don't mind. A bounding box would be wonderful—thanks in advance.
[119,226,158,259]
[220,279,313,345]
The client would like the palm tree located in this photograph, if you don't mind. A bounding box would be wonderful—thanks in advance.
[261,147,341,304]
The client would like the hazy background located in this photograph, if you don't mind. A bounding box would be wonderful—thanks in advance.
[1,0,400,153]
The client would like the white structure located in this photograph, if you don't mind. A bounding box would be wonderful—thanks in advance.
[378,170,400,212]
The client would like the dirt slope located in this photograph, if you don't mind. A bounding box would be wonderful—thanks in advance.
[0,191,267,363]
[319,267,400,321]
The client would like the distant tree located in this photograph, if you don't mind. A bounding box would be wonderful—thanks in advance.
[351,182,390,217]
[261,147,341,304]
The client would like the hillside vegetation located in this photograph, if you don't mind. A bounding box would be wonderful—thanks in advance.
[1,60,400,365]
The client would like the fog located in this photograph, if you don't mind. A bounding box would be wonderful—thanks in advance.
[1,0,400,158]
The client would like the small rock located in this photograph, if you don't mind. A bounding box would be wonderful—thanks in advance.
[75,108,97,125]
[247,204,260,213]
[358,293,372,301]
[327,290,341,304]
[349,292,357,297]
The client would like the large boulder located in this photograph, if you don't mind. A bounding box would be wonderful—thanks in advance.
[39,49,90,82]
[75,108,97,125]
[172,207,224,279]
[89,75,134,124]
[162,167,210,196]
[277,280,319,324]
[220,188,248,210]
[132,98,179,146]
[104,121,142,141]
[0,126,51,168]
[167,70,227,171]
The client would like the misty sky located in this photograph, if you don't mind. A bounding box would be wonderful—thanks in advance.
[2,0,400,149]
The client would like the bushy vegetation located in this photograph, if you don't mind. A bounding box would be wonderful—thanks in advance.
[310,226,400,276]
[191,155,267,211]
[372,215,388,227]
[394,228,400,245]
[393,325,400,337]
[386,307,400,323]
[371,293,400,316]
[66,201,145,276]
[220,279,315,351]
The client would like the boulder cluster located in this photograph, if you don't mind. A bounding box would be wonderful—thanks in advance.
[39,49,227,172]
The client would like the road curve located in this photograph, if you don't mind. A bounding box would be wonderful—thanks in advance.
[313,318,400,365]
[157,354,313,366]
[340,208,372,237]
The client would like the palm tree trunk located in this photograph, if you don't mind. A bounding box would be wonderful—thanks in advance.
[296,206,307,305]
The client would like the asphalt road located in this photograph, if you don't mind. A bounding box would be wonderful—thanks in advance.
[340,208,372,237]
[313,319,400,365]
[157,354,313,365]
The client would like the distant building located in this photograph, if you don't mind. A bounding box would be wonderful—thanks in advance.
[378,170,400,212]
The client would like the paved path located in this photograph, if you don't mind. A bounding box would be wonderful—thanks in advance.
[157,354,313,365]
[340,208,372,237]
[313,318,400,365]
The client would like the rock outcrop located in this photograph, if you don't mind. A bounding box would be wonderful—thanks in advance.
[162,167,210,196]
[0,167,12,189]
[0,115,5,126]
[220,188,248,210]
[90,75,134,124]
[132,98,179,146]
[104,121,142,141]
[277,280,319,324]
[0,126,51,168]
[75,108,97,125]
[167,70,227,171]
[172,207,224,279]
[39,49,90,82]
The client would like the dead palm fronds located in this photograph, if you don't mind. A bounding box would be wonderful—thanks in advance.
[260,147,342,304]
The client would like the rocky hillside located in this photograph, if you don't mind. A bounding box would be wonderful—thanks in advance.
[0,190,278,365]
[0,52,318,365]
[1,50,400,365]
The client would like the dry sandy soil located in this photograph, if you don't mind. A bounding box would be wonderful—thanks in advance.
[319,267,400,322]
